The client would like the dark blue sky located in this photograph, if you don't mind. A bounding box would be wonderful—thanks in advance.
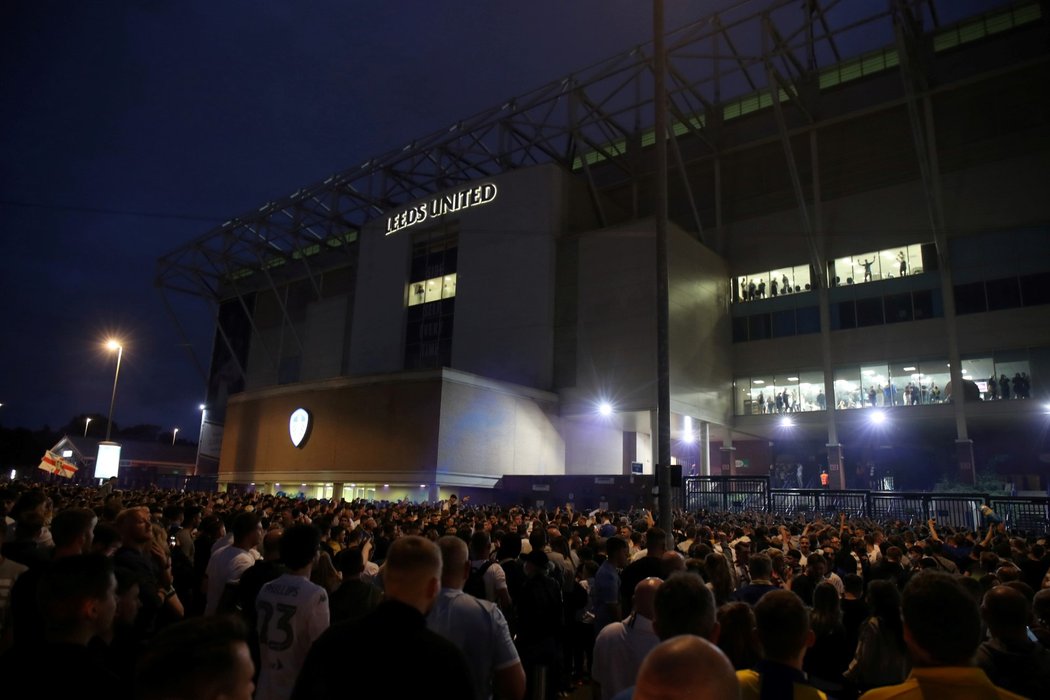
[0,1,706,438]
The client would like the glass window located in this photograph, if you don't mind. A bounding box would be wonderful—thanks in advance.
[749,314,771,340]
[907,361,949,405]
[884,293,913,323]
[797,370,826,411]
[954,282,986,314]
[856,297,884,326]
[913,290,934,320]
[829,243,924,287]
[735,264,812,303]
[424,277,442,304]
[732,316,749,343]
[1021,272,1050,306]
[735,371,827,415]
[408,281,427,306]
[796,306,820,334]
[832,301,856,330]
[986,277,1021,311]
[771,309,796,337]
[860,363,891,407]
[833,367,863,410]
[993,350,1032,400]
[887,361,918,406]
[751,376,774,414]
[408,273,458,307]
[959,357,996,400]
[441,273,457,299]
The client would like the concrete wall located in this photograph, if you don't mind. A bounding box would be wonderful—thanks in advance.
[668,222,733,425]
[452,165,563,389]
[563,417,626,475]
[436,371,563,484]
[349,164,590,390]
[219,374,443,484]
[566,220,658,415]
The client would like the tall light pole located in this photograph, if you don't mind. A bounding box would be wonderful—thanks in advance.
[84,417,92,437]
[104,340,123,442]
[653,0,673,547]
[172,427,179,445]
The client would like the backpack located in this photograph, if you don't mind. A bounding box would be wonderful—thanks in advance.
[464,560,495,599]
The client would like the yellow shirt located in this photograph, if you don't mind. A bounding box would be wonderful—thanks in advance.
[737,669,828,700]
[859,667,1025,700]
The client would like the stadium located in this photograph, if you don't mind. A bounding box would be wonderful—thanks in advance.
[157,0,1050,504]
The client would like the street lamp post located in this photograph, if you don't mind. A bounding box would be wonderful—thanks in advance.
[104,340,123,442]
[84,417,92,437]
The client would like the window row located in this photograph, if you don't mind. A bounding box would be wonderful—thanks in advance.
[735,355,1034,415]
[954,272,1050,314]
[829,243,926,286]
[736,264,813,302]
[734,288,946,342]
[407,273,458,306]
[735,242,935,304]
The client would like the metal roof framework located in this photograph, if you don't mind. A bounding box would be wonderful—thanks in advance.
[155,0,1038,385]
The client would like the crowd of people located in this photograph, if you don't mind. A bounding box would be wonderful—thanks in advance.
[1,479,1049,699]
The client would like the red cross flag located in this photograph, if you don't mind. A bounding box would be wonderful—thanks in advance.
[38,450,78,479]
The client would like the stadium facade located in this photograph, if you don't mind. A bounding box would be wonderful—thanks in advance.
[158,0,1050,501]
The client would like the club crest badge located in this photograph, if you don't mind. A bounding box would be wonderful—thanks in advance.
[289,408,312,448]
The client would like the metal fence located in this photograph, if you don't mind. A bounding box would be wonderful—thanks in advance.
[684,477,768,513]
[681,476,1048,533]
[989,498,1050,535]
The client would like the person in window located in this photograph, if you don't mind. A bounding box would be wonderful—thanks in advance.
[817,390,826,411]
[782,274,790,293]
[987,375,998,400]
[748,280,756,301]
[757,280,766,299]
[897,251,907,277]
[1012,373,1024,400]
[862,258,874,282]
[771,279,779,297]
[999,374,1010,400]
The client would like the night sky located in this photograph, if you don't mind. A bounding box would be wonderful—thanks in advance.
[0,1,1009,441]
[1,1,707,439]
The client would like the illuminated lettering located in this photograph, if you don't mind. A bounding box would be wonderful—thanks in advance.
[384,183,499,235]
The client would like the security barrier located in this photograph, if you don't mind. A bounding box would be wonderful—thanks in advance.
[681,476,1047,533]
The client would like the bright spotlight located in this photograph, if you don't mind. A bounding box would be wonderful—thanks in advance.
[1043,403,1050,413]
[598,402,613,416]
[780,416,794,428]
[870,410,887,425]
[199,403,206,411]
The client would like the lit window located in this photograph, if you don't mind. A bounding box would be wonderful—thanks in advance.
[408,273,457,307]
